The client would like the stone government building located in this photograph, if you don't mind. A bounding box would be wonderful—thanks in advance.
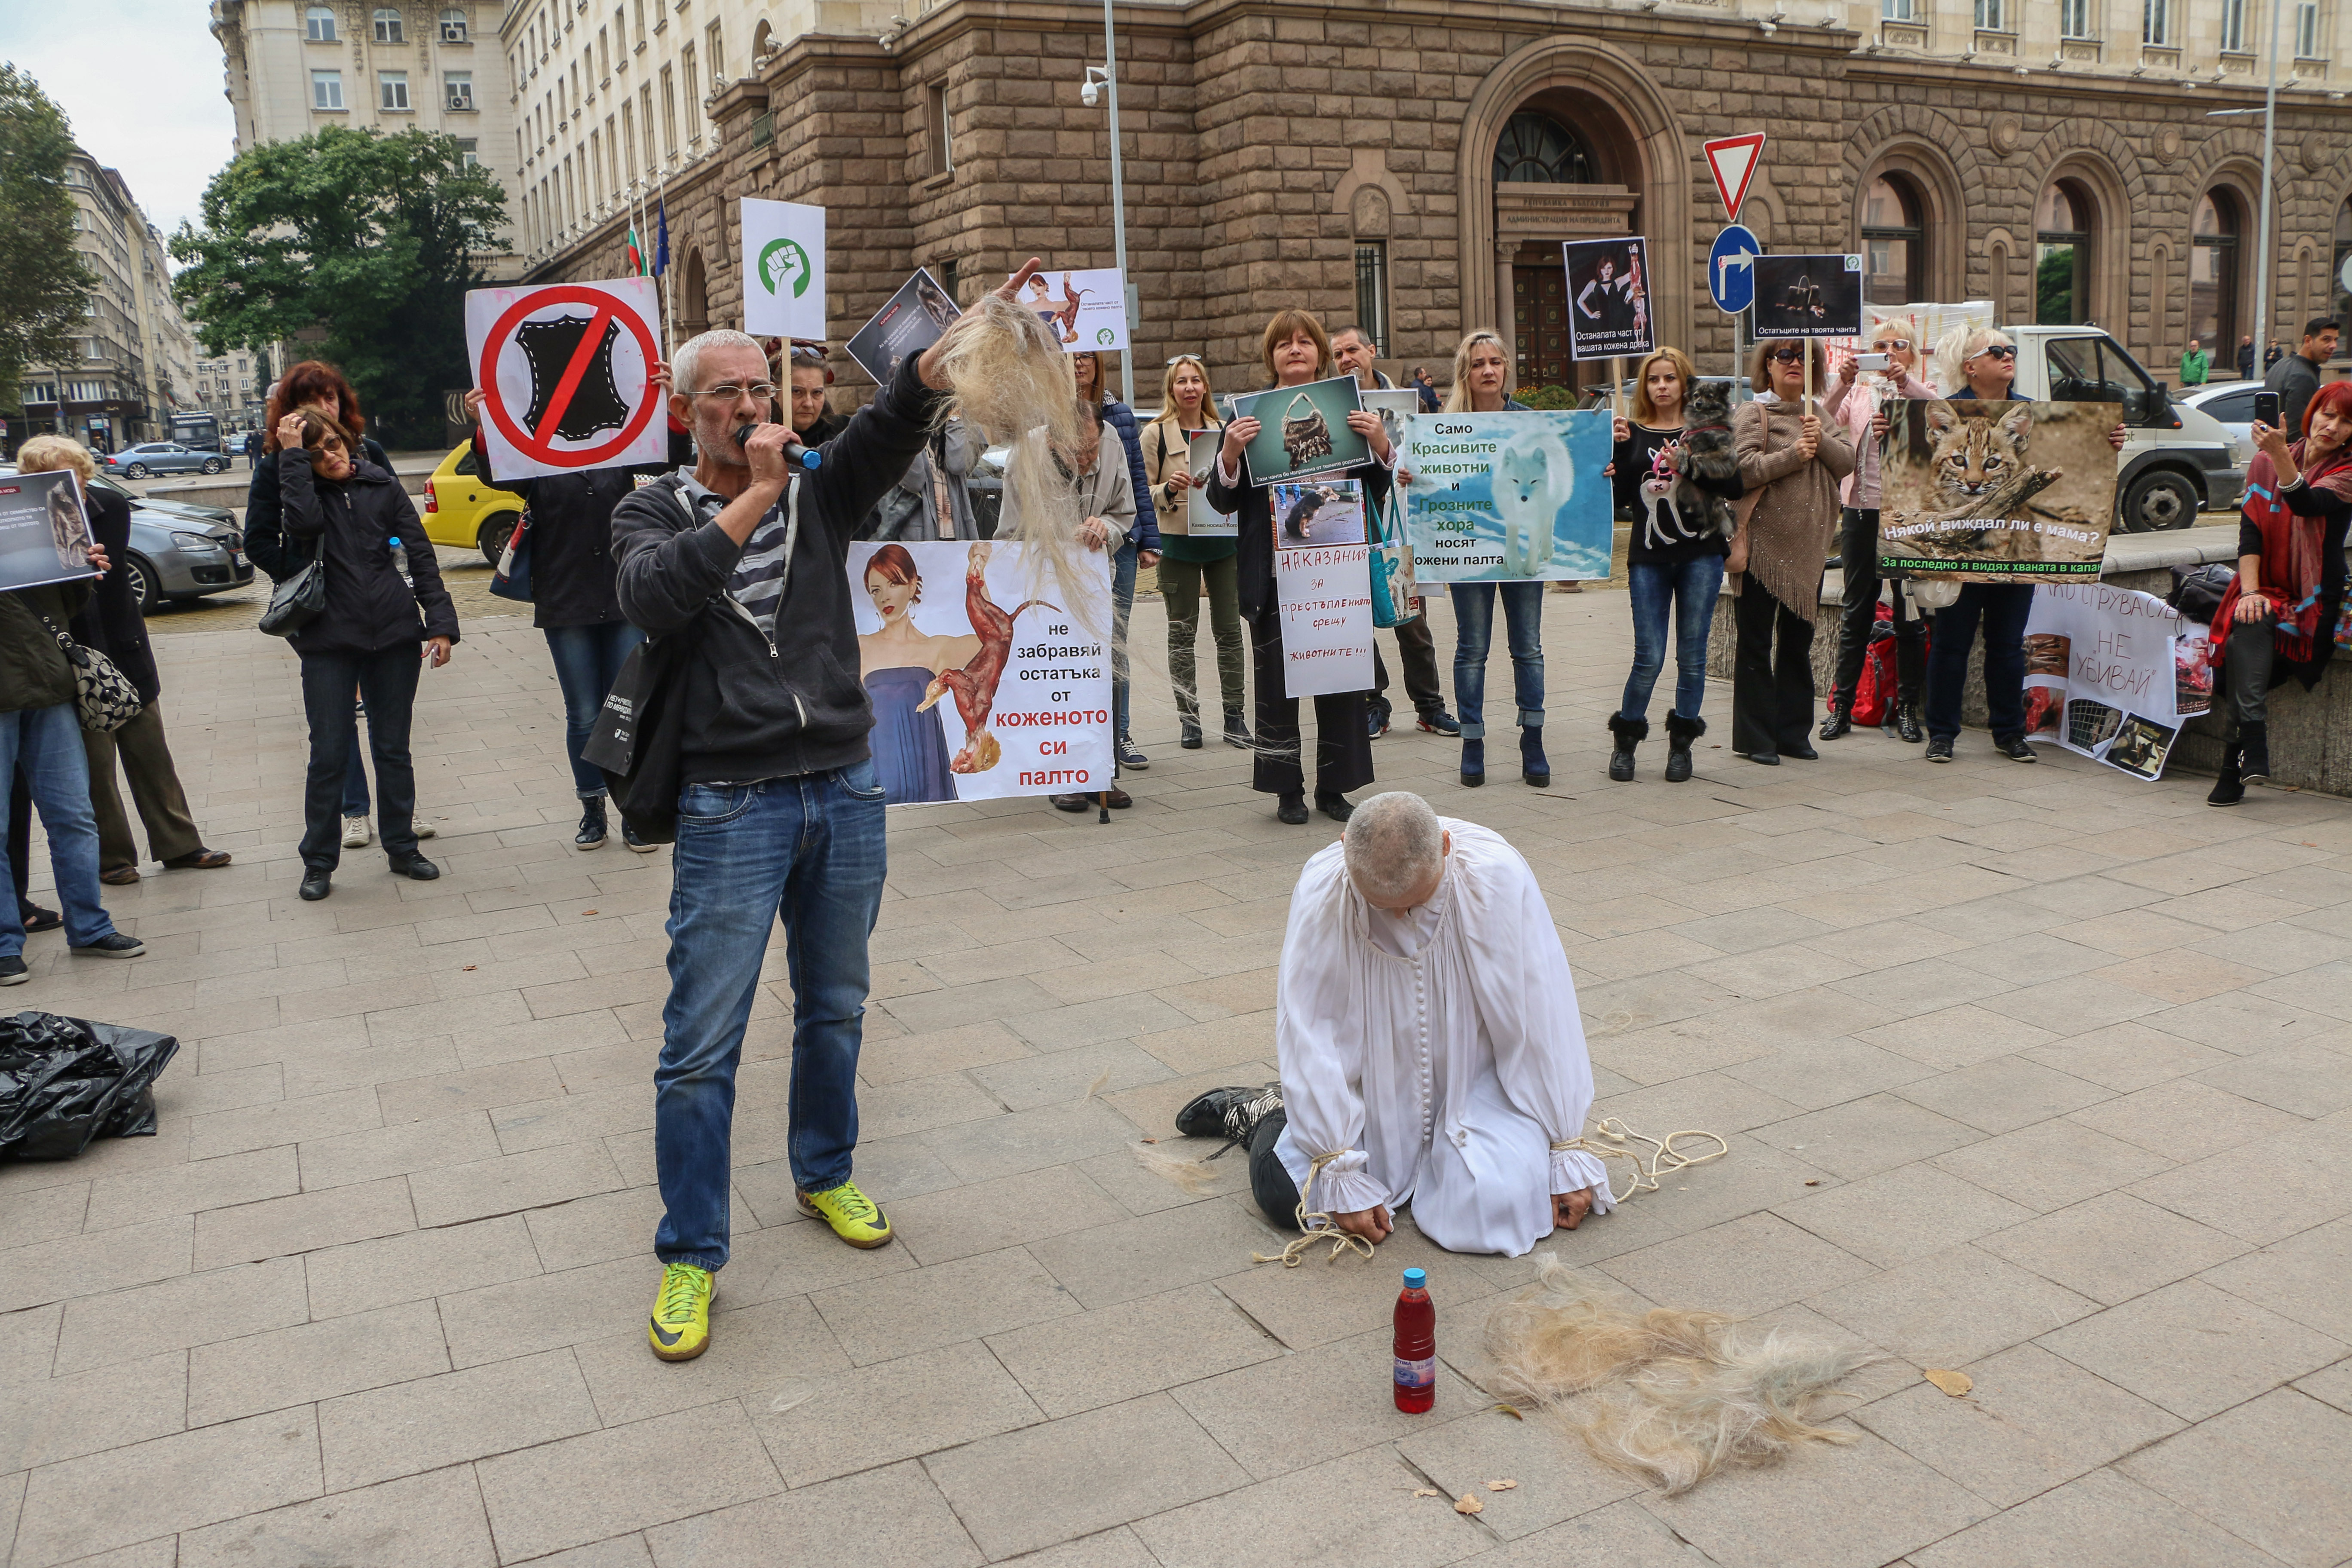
[524,0,2352,400]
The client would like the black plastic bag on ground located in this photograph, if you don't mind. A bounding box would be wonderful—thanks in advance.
[0,1011,180,1161]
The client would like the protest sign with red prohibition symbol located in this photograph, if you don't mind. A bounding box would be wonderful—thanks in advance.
[465,277,667,480]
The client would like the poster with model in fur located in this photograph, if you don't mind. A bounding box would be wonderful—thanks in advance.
[1875,399,2117,582]
[1399,411,1614,582]
[2018,582,2201,781]
[0,468,95,592]
[1019,268,1129,351]
[1562,236,1653,361]
[850,540,1112,803]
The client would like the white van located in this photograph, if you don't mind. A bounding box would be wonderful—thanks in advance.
[2005,325,2244,533]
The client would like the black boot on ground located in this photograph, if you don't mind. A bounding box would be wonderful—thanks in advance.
[1180,715,1203,750]
[1664,711,1705,783]
[2208,743,2246,808]
[1223,707,1251,749]
[1819,700,1853,741]
[1460,738,1485,787]
[1276,793,1310,825]
[1896,701,1924,744]
[2239,722,2271,784]
[576,795,609,849]
[1175,1081,1283,1157]
[1606,712,1648,782]
[1520,727,1550,787]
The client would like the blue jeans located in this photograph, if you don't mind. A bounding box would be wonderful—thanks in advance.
[655,761,888,1271]
[544,621,646,797]
[1110,539,1138,738]
[1449,582,1546,739]
[1623,556,1726,723]
[0,703,116,957]
[1926,584,2032,745]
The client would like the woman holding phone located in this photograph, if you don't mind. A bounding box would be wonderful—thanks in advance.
[1143,355,1246,750]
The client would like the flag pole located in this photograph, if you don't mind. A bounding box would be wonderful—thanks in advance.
[655,165,674,345]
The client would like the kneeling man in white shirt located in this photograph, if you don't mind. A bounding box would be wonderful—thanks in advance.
[1176,791,1610,1257]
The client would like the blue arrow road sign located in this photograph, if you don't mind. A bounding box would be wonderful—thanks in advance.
[1709,224,1761,315]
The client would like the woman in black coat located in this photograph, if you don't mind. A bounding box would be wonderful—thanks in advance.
[267,409,459,902]
[1205,309,1390,825]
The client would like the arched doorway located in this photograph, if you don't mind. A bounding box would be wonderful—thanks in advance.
[680,248,709,337]
[1495,109,1615,392]
[2190,190,2242,353]
[2035,178,2095,325]
[1861,175,1926,307]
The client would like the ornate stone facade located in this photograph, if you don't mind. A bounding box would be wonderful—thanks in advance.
[526,0,2352,401]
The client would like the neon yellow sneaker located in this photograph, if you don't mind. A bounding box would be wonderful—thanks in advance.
[648,1262,714,1361]
[797,1181,894,1248]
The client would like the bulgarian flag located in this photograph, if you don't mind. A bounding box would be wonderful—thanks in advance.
[625,226,646,276]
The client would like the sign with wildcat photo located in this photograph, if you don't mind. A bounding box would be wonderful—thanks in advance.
[1400,411,1614,583]
[2020,582,2205,781]
[850,540,1113,803]
[1876,399,2117,582]
[1749,254,1864,339]
[1561,236,1654,361]
[0,468,96,593]
[1225,376,1368,484]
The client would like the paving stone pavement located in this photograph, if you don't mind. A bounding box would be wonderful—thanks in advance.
[4,589,2350,1568]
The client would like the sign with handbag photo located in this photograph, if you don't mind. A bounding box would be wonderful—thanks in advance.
[1224,376,1368,484]
[1185,430,1236,537]
[0,468,97,593]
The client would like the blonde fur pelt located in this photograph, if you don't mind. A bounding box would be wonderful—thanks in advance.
[1483,1255,1877,1494]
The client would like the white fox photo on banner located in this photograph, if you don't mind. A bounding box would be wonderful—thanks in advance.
[740,197,826,340]
[850,540,1113,803]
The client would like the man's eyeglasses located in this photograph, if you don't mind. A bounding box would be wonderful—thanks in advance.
[1765,346,1806,364]
[1968,345,2018,362]
[689,383,779,401]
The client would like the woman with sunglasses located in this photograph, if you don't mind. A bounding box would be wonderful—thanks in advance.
[1919,327,2127,764]
[1144,355,1247,750]
[1729,342,1853,764]
[1820,320,1937,743]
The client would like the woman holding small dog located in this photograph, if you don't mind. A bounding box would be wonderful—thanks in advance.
[1607,347,1744,782]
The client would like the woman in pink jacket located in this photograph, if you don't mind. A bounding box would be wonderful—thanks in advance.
[1818,320,1937,742]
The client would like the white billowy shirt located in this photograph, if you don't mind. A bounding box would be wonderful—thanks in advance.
[1273,819,1611,1258]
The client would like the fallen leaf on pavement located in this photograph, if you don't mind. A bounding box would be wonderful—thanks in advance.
[1804,1179,1822,1185]
[1492,1403,1523,1420]
[1924,1369,1973,1397]
[1455,1494,1483,1515]
[582,910,598,916]
[461,965,477,971]
[1413,1488,1440,1498]
[1487,1479,1518,1491]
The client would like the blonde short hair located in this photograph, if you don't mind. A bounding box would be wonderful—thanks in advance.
[15,435,96,483]
[1441,331,1513,414]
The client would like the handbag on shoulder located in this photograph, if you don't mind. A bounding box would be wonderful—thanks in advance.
[34,612,140,732]
[490,510,535,601]
[257,535,328,638]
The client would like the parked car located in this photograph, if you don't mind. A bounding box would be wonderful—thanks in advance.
[420,440,525,564]
[2177,382,2261,469]
[100,441,230,479]
[0,466,252,613]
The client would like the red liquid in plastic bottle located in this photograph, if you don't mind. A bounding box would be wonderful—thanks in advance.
[1393,1267,1436,1413]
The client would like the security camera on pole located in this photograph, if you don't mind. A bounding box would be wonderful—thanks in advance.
[1081,10,1136,408]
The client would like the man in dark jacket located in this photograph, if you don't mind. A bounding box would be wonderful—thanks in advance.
[2263,317,2341,438]
[612,262,1048,1364]
[0,546,144,984]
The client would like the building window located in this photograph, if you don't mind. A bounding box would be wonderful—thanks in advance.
[2296,0,2321,53]
[70,380,107,402]
[27,383,57,404]
[1975,0,2006,28]
[441,7,469,43]
[927,84,952,175]
[2143,0,2171,43]
[381,72,411,112]
[706,20,723,79]
[660,67,676,156]
[2036,178,2094,324]
[1883,0,1918,18]
[305,6,338,41]
[374,8,404,44]
[312,70,344,110]
[2190,190,2241,347]
[2061,0,2095,35]
[1492,111,1596,184]
[682,46,698,130]
[445,72,475,110]
[457,138,479,168]
[622,100,637,178]
[599,27,610,78]
[1861,174,1925,306]
[2221,0,2246,49]
[640,85,655,168]
[1354,243,1391,356]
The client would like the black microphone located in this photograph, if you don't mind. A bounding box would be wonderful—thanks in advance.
[735,423,821,471]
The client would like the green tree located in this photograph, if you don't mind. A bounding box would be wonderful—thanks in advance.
[0,64,99,413]
[2035,245,2078,327]
[172,126,505,446]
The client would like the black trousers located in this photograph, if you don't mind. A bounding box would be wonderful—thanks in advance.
[1731,582,1817,758]
[1248,608,1374,799]
[1831,508,1924,708]
[1248,1109,1302,1230]
[299,647,422,871]
[1370,614,1445,716]
[2225,617,2279,727]
[8,766,29,916]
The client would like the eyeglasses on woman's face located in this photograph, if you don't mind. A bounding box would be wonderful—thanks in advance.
[1875,338,1913,352]
[1765,346,1805,365]
[1968,345,2018,363]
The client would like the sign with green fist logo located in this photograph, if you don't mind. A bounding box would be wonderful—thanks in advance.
[741,198,826,338]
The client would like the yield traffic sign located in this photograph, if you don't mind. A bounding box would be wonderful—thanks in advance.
[1709,225,1761,315]
[1703,134,1766,223]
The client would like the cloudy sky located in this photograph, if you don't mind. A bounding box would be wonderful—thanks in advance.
[9,0,240,240]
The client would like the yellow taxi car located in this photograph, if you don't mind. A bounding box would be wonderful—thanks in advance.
[420,441,525,565]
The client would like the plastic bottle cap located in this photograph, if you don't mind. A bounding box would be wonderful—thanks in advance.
[801,448,822,470]
[1402,1268,1427,1288]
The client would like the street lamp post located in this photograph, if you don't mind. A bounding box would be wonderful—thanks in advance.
[1086,0,1136,407]
[2207,0,2280,364]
